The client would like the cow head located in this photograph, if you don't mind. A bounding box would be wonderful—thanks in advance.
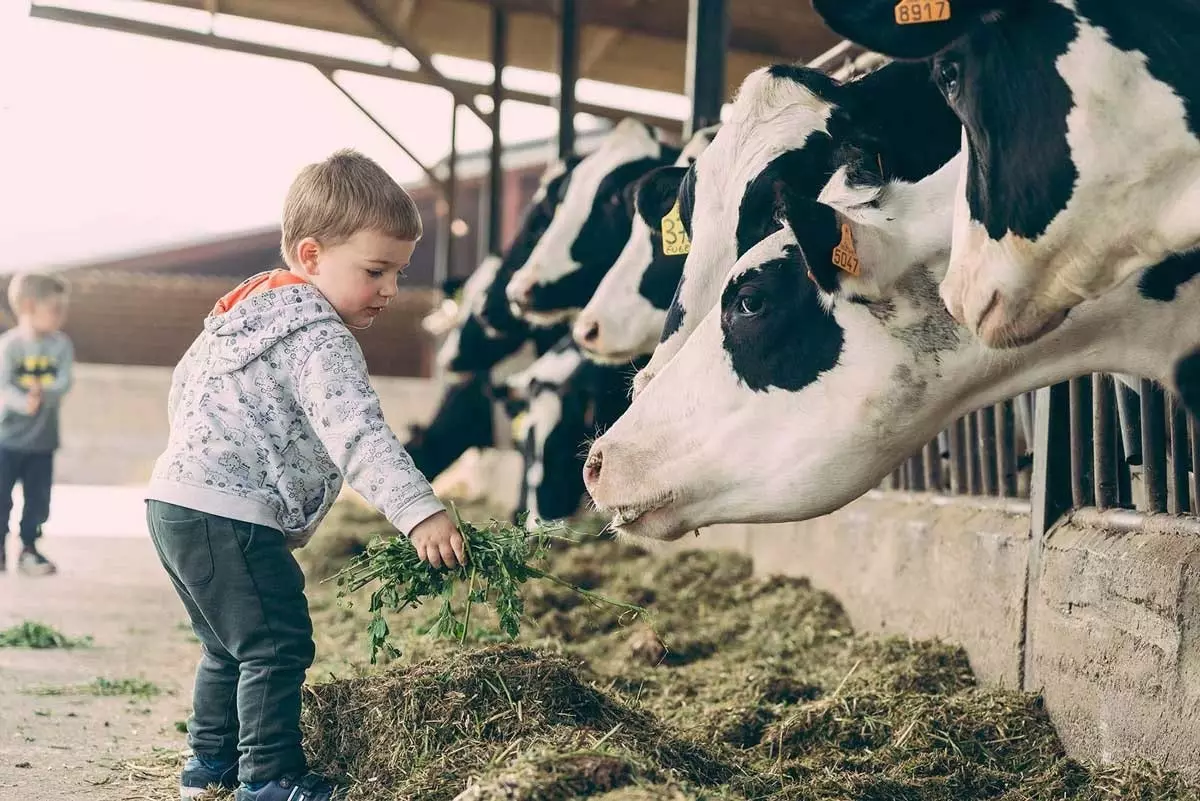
[573,126,719,364]
[632,59,960,397]
[506,118,680,327]
[437,158,581,374]
[584,147,1200,540]
[813,0,1200,348]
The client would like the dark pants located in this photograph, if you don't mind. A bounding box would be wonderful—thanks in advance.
[0,448,53,549]
[146,500,315,784]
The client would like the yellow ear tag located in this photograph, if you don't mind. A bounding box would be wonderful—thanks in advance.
[660,200,692,256]
[511,411,529,442]
[831,222,861,276]
[894,0,951,24]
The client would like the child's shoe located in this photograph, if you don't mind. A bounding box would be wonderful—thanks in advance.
[18,546,56,576]
[235,773,346,801]
[180,754,239,800]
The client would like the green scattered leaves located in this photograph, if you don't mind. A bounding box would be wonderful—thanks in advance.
[331,507,648,664]
[0,621,93,649]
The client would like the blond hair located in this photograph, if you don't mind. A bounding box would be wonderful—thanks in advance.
[8,272,68,313]
[281,149,422,267]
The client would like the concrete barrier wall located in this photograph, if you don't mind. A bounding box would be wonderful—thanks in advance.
[56,363,446,485]
[56,367,1200,778]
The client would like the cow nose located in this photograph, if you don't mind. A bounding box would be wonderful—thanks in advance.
[572,313,601,348]
[583,447,603,492]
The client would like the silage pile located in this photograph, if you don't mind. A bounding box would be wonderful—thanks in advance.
[293,507,1199,801]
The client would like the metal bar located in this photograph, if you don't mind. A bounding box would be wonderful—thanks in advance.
[345,0,491,125]
[977,406,998,496]
[1140,379,1168,513]
[965,412,981,495]
[886,469,900,491]
[434,105,458,288]
[684,0,728,138]
[948,418,968,494]
[1020,382,1072,691]
[1069,376,1094,508]
[487,6,507,257]
[1115,378,1143,466]
[320,70,447,195]
[558,0,579,159]
[908,450,927,492]
[1093,374,1119,509]
[26,5,683,132]
[923,440,941,493]
[1168,393,1190,514]
[997,400,1017,497]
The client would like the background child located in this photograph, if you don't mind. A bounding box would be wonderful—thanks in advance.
[0,272,73,576]
[145,149,463,801]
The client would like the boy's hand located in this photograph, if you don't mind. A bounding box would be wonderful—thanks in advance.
[410,510,465,569]
[26,385,42,415]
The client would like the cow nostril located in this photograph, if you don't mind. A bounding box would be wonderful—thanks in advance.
[583,322,600,344]
[583,449,603,487]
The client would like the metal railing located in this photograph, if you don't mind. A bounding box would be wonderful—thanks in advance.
[888,374,1199,519]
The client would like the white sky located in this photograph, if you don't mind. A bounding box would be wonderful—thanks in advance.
[0,0,692,271]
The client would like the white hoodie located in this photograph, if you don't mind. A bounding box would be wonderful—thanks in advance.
[146,273,444,547]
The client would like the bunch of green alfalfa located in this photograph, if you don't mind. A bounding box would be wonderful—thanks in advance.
[330,507,650,664]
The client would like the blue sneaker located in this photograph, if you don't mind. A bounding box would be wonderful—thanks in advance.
[235,773,346,801]
[180,755,238,800]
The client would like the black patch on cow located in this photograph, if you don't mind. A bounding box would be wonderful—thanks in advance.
[404,372,493,480]
[523,156,672,315]
[1078,0,1200,137]
[783,195,846,295]
[1138,250,1200,301]
[940,3,1080,243]
[444,317,526,373]
[735,142,838,261]
[721,247,844,392]
[1174,348,1200,419]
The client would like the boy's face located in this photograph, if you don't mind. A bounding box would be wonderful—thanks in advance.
[21,295,68,335]
[296,230,415,329]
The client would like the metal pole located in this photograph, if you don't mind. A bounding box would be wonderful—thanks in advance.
[487,7,508,258]
[1140,379,1168,513]
[1069,376,1095,508]
[978,406,998,496]
[1168,393,1190,514]
[1093,373,1119,509]
[997,400,1018,497]
[557,0,579,159]
[684,0,729,139]
[435,105,458,289]
[1021,381,1072,691]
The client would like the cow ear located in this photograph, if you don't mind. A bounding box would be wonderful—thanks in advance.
[777,190,849,294]
[634,166,688,226]
[810,0,999,60]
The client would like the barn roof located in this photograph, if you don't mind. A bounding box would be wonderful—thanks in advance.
[125,0,852,98]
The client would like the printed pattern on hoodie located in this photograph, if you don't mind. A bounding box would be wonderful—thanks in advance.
[146,280,444,546]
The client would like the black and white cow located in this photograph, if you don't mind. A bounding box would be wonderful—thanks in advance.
[633,60,962,396]
[404,371,497,483]
[506,118,683,327]
[504,334,640,528]
[583,143,1200,541]
[573,125,720,363]
[811,0,1200,349]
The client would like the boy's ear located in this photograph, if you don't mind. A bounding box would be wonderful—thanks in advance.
[296,238,321,276]
[809,0,1003,60]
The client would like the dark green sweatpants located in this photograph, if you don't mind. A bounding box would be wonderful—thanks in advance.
[146,500,314,784]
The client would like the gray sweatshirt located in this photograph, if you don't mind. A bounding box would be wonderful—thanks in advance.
[0,328,74,453]
[145,278,444,547]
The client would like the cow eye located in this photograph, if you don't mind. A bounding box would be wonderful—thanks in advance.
[935,58,961,101]
[736,292,765,317]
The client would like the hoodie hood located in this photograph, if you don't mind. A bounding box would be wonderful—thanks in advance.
[204,271,342,373]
